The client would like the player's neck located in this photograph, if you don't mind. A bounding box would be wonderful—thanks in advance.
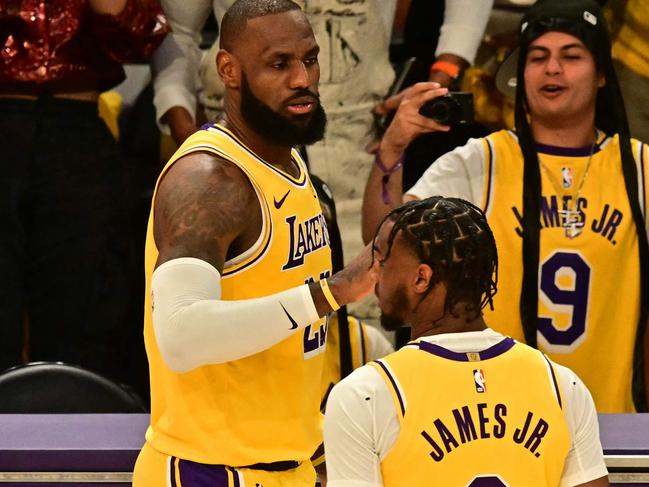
[410,305,488,340]
[530,114,596,148]
[221,113,296,173]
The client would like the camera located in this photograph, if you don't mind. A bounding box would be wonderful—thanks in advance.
[419,92,474,126]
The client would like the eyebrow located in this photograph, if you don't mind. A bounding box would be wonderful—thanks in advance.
[528,43,587,53]
[262,44,320,60]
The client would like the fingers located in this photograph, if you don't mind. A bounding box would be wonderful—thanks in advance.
[378,81,435,112]
[331,244,378,303]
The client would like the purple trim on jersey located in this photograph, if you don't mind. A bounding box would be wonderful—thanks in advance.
[200,122,215,131]
[375,359,406,416]
[542,353,563,410]
[177,458,230,486]
[535,141,603,157]
[170,457,178,487]
[484,138,494,215]
[228,466,241,487]
[418,337,515,362]
[221,207,273,277]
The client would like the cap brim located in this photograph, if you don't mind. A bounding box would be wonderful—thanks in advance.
[495,47,520,99]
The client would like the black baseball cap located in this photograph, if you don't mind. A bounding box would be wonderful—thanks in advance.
[495,0,610,98]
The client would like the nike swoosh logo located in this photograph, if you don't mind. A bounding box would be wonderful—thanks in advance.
[274,190,291,209]
[281,303,299,330]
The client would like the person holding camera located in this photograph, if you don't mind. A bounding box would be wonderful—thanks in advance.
[362,0,649,414]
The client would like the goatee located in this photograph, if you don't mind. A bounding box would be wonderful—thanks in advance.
[240,74,327,146]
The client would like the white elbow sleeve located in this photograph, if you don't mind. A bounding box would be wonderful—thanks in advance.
[151,257,320,372]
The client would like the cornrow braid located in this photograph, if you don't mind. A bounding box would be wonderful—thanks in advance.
[374,197,498,321]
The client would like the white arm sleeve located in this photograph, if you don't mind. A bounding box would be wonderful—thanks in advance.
[151,257,320,373]
[556,364,609,486]
[436,0,494,64]
[406,137,488,207]
[151,0,213,133]
[324,365,400,487]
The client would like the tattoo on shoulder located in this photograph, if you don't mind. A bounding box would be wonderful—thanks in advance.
[154,153,257,269]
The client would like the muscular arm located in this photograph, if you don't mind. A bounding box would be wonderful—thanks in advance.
[154,151,255,271]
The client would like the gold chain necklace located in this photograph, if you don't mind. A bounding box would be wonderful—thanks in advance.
[539,135,597,239]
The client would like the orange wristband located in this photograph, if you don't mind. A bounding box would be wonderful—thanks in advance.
[430,60,460,79]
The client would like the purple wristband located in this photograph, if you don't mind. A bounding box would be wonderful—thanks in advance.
[374,151,404,204]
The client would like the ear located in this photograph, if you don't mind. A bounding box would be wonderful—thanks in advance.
[597,71,606,88]
[217,49,240,89]
[413,263,433,294]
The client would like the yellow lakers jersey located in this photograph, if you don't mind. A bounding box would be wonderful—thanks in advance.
[143,123,332,465]
[375,338,571,486]
[480,130,649,412]
[320,314,370,409]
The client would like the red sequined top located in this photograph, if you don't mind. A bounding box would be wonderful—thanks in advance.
[0,0,169,92]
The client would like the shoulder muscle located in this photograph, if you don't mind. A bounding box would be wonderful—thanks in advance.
[153,151,258,271]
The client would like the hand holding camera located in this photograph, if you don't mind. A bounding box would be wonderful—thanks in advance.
[379,82,450,161]
[418,92,474,125]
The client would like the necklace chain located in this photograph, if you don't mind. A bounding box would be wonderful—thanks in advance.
[539,134,597,239]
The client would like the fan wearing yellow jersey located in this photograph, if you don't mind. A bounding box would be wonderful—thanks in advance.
[325,197,608,486]
[132,1,376,485]
[362,0,649,413]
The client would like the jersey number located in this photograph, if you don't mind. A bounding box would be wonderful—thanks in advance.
[467,476,508,486]
[538,251,591,349]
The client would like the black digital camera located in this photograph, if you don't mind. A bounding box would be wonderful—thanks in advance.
[419,92,474,125]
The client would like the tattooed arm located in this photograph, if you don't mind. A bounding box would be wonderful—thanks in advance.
[153,151,259,272]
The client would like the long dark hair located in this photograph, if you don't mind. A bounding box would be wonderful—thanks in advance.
[515,4,649,410]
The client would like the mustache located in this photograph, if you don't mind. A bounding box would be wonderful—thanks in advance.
[285,90,320,104]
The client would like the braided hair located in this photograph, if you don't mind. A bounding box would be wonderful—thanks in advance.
[375,197,498,321]
[513,0,649,410]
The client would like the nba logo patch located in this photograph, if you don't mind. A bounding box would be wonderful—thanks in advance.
[562,167,573,188]
[473,369,486,393]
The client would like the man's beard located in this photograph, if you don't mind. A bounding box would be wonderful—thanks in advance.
[380,312,406,332]
[378,285,408,332]
[240,74,327,146]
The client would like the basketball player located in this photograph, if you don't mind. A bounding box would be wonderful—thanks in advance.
[132,1,376,485]
[362,0,649,413]
[325,197,608,486]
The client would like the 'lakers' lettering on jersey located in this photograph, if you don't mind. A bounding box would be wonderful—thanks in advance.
[479,130,648,413]
[142,124,332,466]
[374,339,570,486]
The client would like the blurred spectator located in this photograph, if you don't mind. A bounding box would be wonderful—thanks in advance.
[607,0,649,143]
[0,0,168,398]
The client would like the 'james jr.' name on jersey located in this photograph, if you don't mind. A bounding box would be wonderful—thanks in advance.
[512,195,624,244]
[421,402,551,461]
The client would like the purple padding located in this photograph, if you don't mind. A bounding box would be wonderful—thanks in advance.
[0,414,647,472]
[0,414,148,470]
[599,413,649,455]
